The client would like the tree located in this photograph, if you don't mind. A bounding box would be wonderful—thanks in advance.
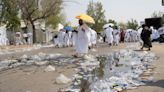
[151,11,163,18]
[17,0,63,43]
[108,19,117,27]
[126,19,138,30]
[0,0,20,31]
[87,1,107,32]
[118,22,127,30]
[46,13,66,29]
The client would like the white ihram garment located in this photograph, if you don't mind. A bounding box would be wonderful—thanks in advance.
[113,29,120,45]
[90,29,97,45]
[76,25,90,54]
[104,27,114,44]
[58,31,65,47]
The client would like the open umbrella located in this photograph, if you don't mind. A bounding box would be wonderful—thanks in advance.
[126,29,133,32]
[158,27,164,35]
[103,24,110,29]
[109,23,114,27]
[103,23,114,29]
[64,26,73,31]
[76,14,95,24]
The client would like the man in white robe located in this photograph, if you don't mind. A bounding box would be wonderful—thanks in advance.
[75,19,90,57]
[64,31,69,47]
[0,26,9,46]
[104,26,114,46]
[58,29,66,48]
[124,30,131,42]
[68,31,72,46]
[113,27,120,46]
[72,30,78,49]
[124,31,128,42]
[15,32,23,45]
[86,28,92,49]
[90,29,97,46]
[64,30,73,47]
[150,27,160,41]
[137,28,143,46]
[97,34,103,43]
[27,32,33,45]
[129,31,133,42]
[72,30,77,46]
[132,30,140,42]
[53,35,59,47]
[23,33,28,45]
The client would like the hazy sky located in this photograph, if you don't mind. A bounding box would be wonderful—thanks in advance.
[64,0,164,26]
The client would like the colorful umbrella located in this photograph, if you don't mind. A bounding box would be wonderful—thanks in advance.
[64,26,73,31]
[76,14,95,24]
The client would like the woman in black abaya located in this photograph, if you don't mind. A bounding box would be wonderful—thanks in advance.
[141,25,152,51]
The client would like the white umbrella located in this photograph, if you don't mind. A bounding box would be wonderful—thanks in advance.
[158,27,164,31]
[158,27,164,35]
[126,29,133,32]
[103,23,114,29]
[109,23,114,27]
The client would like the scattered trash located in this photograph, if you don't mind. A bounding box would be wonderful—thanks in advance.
[56,74,71,84]
[88,49,157,92]
[44,65,55,72]
[35,61,48,66]
[0,44,158,92]
[0,53,70,71]
[0,44,55,56]
[83,55,96,61]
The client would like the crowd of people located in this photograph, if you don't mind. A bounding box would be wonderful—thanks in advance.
[53,24,97,49]
[53,19,164,57]
[15,32,33,45]
[53,23,142,50]
[0,16,162,57]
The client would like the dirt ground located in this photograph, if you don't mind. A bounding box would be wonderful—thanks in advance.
[0,43,163,92]
[129,43,164,92]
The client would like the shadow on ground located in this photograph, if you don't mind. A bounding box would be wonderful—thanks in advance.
[146,80,164,88]
[134,49,151,51]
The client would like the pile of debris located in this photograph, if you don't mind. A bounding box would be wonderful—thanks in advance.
[0,52,76,71]
[89,50,157,92]
[0,44,55,55]
[60,49,158,92]
[0,44,158,92]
